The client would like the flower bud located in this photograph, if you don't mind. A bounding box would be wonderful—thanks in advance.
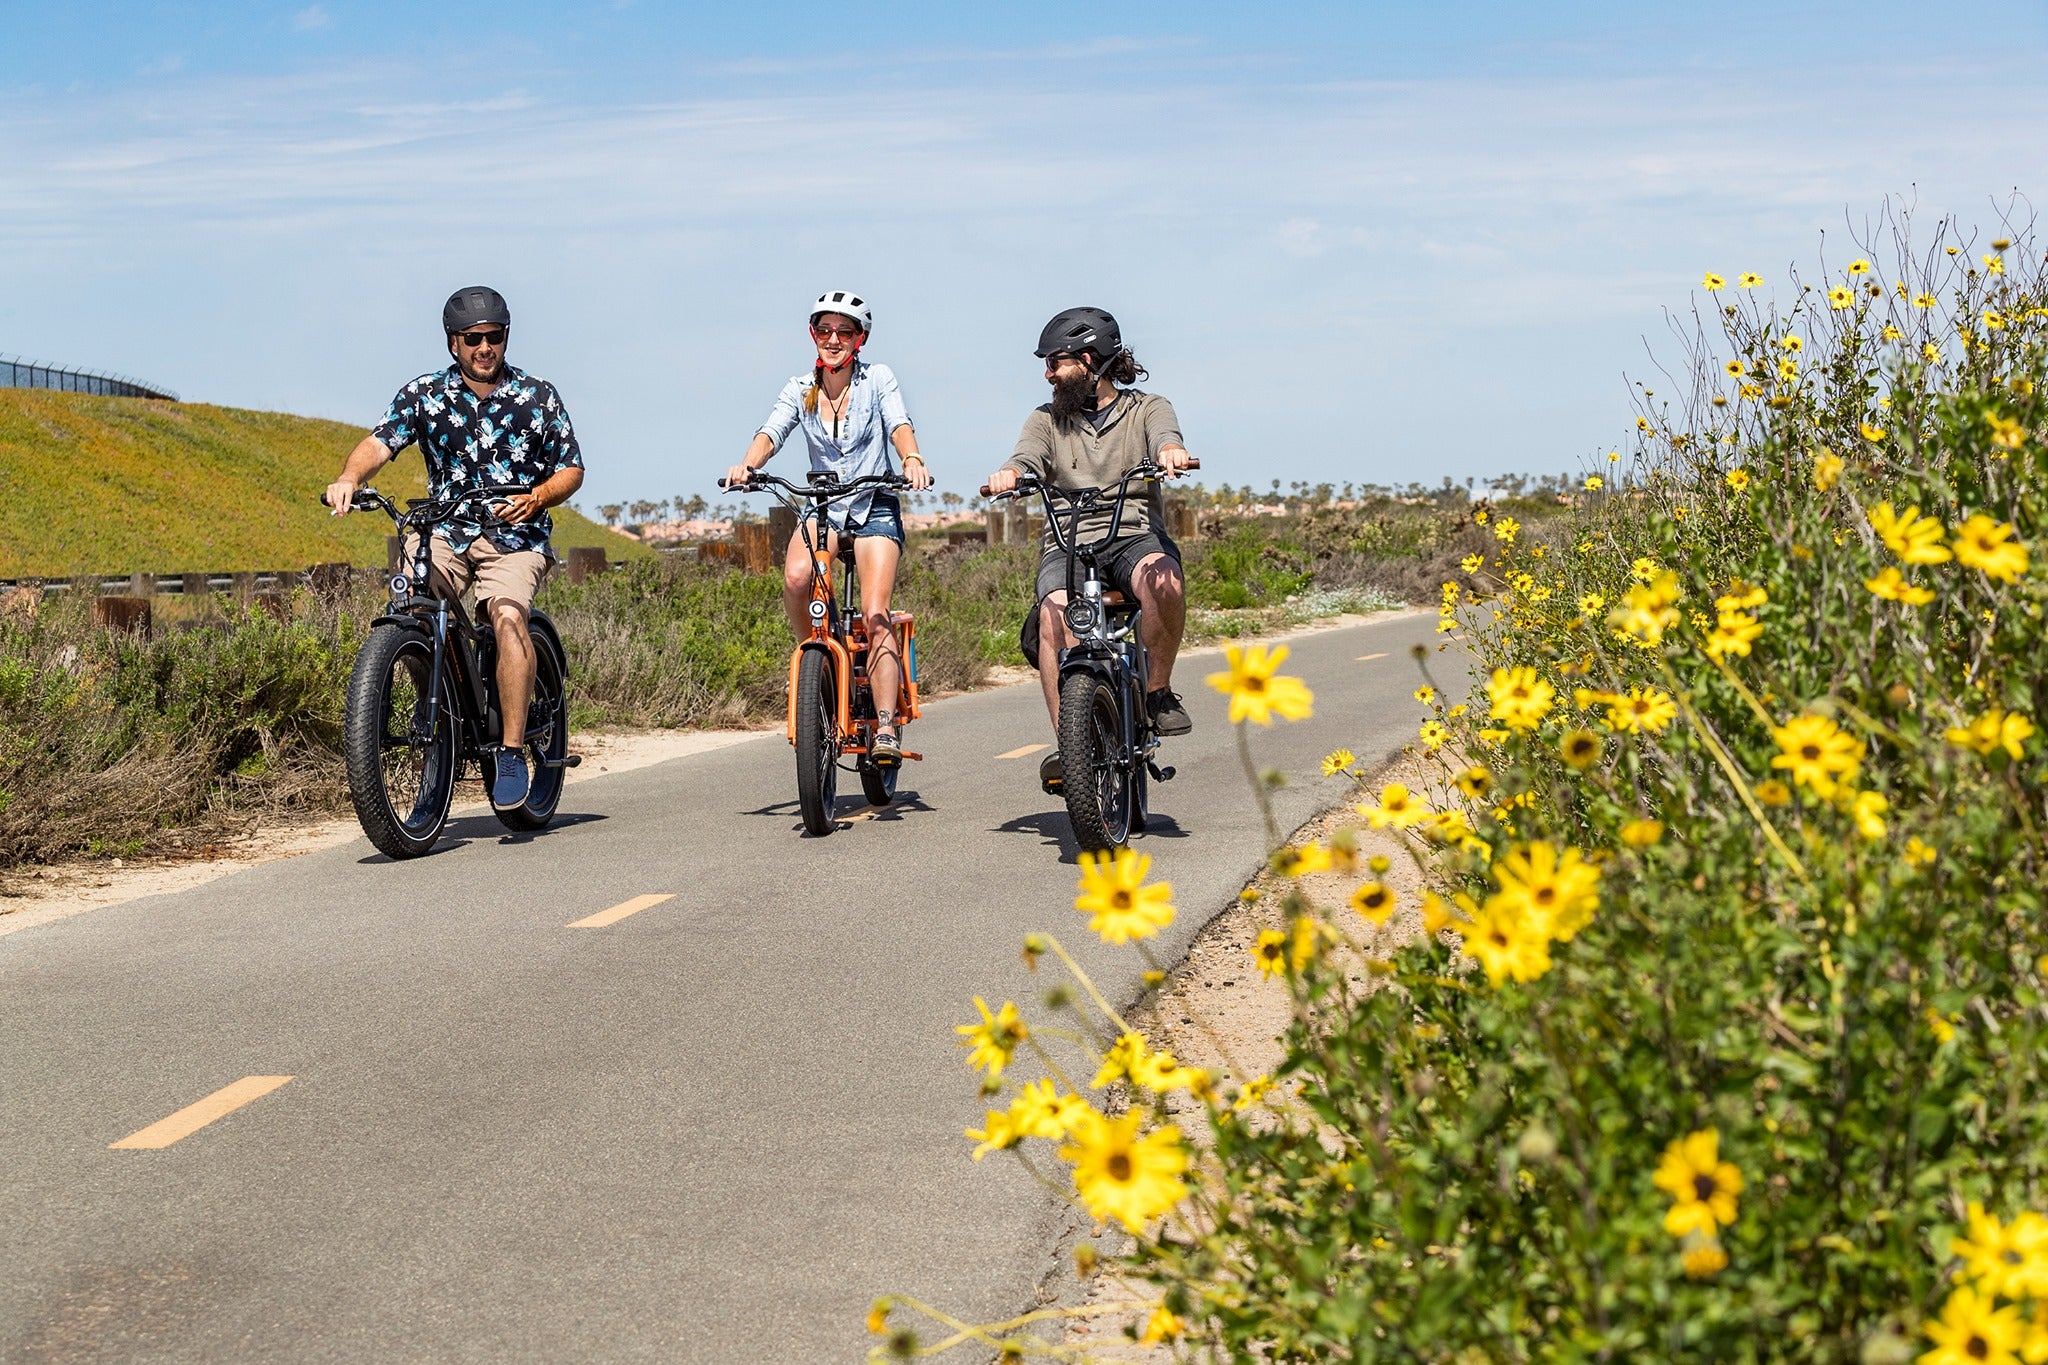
[1516,1122,1558,1164]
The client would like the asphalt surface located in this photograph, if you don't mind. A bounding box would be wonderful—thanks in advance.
[0,611,1454,1364]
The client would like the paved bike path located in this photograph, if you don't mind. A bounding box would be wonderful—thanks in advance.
[0,612,1453,1363]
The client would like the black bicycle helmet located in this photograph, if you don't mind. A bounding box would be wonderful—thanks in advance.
[443,286,511,334]
[1035,306,1121,360]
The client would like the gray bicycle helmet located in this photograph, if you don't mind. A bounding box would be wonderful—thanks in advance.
[443,286,511,334]
[1035,306,1121,360]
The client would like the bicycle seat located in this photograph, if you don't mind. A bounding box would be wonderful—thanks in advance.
[1101,590,1133,608]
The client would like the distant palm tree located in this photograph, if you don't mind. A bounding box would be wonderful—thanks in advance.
[599,503,624,527]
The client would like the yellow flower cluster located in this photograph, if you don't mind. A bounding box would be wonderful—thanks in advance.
[1434,839,1601,988]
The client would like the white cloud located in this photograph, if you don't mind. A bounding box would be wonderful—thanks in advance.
[294,6,333,31]
[3,57,2045,501]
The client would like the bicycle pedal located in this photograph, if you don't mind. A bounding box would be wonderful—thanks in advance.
[1147,761,1176,782]
[541,753,583,770]
[902,750,923,762]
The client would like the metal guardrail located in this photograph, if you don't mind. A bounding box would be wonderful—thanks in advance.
[0,571,305,597]
[1,354,178,402]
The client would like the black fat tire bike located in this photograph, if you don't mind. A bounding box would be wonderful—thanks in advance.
[331,485,578,859]
[982,457,1197,852]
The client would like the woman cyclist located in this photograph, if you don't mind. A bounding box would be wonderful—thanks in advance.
[726,290,931,767]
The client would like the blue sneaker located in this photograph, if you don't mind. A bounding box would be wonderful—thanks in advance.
[490,746,530,810]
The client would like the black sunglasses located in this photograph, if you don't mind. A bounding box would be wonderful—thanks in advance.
[455,328,507,347]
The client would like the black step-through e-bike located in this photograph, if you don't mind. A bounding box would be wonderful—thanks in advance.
[982,456,1197,851]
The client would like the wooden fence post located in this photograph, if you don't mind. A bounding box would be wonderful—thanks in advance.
[768,505,797,555]
[736,522,774,573]
[387,536,406,576]
[93,596,152,636]
[566,546,609,584]
[307,562,354,602]
[180,572,210,600]
[128,571,156,598]
[231,571,258,605]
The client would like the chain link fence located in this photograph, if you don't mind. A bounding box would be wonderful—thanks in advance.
[1,354,178,401]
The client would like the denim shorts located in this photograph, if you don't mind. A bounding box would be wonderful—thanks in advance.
[838,490,904,546]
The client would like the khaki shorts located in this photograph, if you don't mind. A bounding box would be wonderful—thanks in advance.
[404,533,550,610]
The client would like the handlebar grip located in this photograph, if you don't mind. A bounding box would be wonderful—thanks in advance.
[978,484,994,498]
[1183,457,1201,470]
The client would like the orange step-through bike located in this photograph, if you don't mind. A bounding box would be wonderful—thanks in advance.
[723,469,922,835]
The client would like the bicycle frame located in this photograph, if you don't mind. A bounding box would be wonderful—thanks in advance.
[723,471,921,757]
[348,484,570,768]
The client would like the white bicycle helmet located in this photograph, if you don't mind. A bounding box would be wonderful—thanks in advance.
[809,290,872,336]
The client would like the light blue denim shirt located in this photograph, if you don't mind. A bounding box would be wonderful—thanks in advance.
[757,359,912,529]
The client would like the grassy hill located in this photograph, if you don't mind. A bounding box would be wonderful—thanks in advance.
[0,389,649,577]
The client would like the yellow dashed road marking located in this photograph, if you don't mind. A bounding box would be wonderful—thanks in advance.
[995,743,1050,760]
[569,894,675,929]
[111,1076,294,1150]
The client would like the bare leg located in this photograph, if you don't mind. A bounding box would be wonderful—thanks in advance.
[782,523,837,638]
[1036,591,1073,735]
[1131,553,1185,692]
[854,536,903,735]
[490,599,535,747]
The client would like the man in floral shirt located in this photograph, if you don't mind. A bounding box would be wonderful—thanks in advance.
[324,286,585,810]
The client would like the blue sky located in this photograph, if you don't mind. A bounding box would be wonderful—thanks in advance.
[5,2,2048,507]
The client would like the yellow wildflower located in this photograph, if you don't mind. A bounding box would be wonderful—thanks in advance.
[1812,448,1843,490]
[1755,779,1792,807]
[956,997,1028,1081]
[1415,685,1437,704]
[1653,1128,1743,1237]
[1492,840,1601,942]
[1988,414,2027,451]
[1769,714,1863,798]
[1904,837,1937,869]
[1351,881,1397,926]
[1864,566,1935,605]
[1921,1284,2024,1365]
[1914,291,1937,308]
[1139,1307,1185,1345]
[1560,728,1603,768]
[1951,514,2029,582]
[1207,643,1314,725]
[1455,766,1494,799]
[1460,899,1552,987]
[1253,929,1289,979]
[1578,592,1606,615]
[1849,789,1888,840]
[1074,849,1175,944]
[1321,748,1356,777]
[1585,475,1604,490]
[1683,1243,1730,1278]
[1605,686,1678,735]
[1486,666,1557,732]
[1460,553,1484,573]
[1725,468,1750,491]
[1705,611,1762,661]
[1868,501,1951,564]
[1827,286,1854,309]
[1419,719,1450,750]
[1846,257,1872,275]
[1620,818,1664,847]
[1358,781,1429,829]
[1946,708,2036,761]
[1060,1109,1189,1232]
[965,1106,1025,1160]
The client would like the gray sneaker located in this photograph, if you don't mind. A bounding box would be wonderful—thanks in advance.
[489,746,530,810]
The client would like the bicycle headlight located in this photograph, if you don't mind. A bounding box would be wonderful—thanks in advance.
[389,574,410,596]
[808,599,828,621]
[1064,599,1099,633]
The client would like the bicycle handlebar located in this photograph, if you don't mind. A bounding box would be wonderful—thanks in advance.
[977,456,1198,500]
[316,484,535,528]
[718,470,916,498]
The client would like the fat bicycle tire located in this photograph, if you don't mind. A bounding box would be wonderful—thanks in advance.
[859,759,898,808]
[344,623,458,860]
[494,630,569,833]
[1059,671,1132,852]
[795,648,839,836]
